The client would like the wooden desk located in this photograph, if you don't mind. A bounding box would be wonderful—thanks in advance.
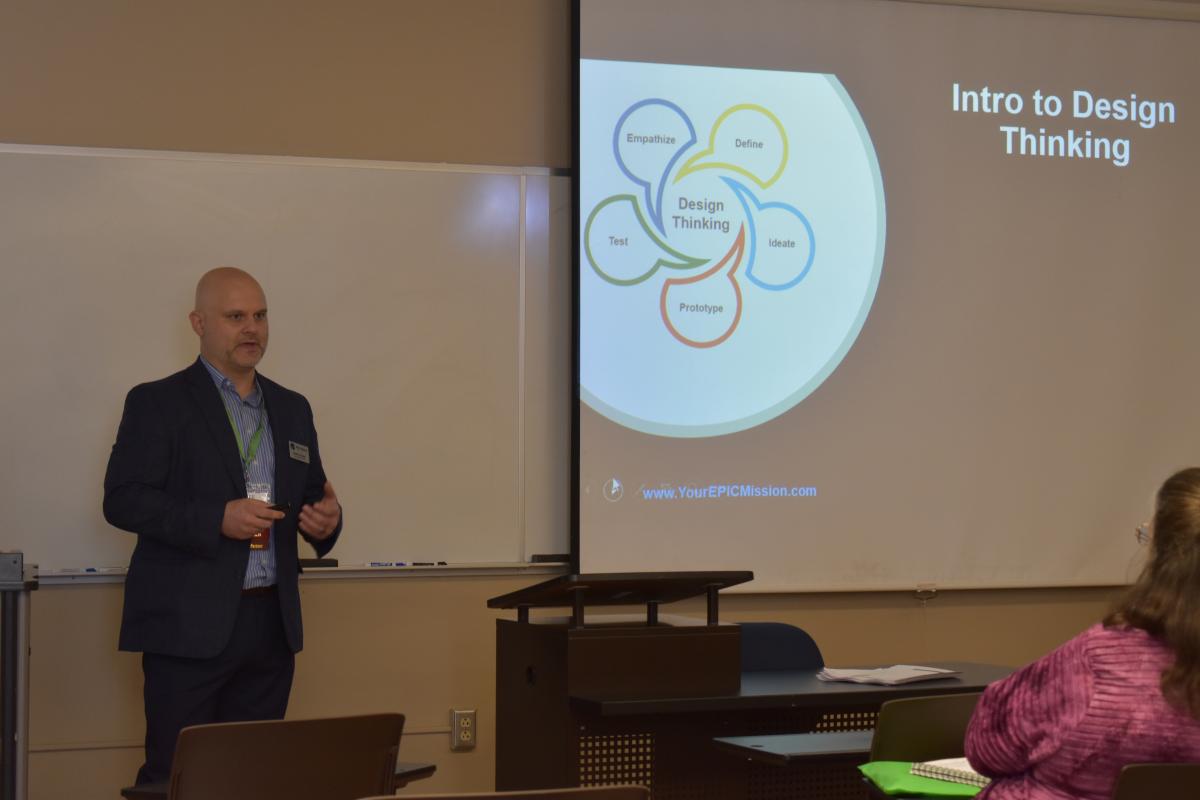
[490,577,1010,799]
[571,663,1013,716]
[119,760,436,799]
[563,663,1011,800]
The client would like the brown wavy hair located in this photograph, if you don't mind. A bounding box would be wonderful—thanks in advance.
[1105,467,1200,718]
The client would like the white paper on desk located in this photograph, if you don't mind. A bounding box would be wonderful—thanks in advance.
[816,665,960,685]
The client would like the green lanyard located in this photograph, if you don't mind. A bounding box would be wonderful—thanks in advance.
[223,401,265,475]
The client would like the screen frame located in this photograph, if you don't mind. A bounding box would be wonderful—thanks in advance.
[570,0,582,574]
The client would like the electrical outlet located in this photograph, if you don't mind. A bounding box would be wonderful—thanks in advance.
[450,708,477,751]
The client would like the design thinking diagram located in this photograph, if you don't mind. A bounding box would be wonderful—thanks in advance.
[586,100,815,349]
[580,61,884,437]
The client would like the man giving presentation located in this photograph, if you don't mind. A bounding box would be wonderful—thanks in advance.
[103,266,343,785]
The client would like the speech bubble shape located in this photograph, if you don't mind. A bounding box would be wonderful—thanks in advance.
[675,104,788,189]
[585,194,707,286]
[723,178,814,291]
[614,99,697,235]
[660,225,746,348]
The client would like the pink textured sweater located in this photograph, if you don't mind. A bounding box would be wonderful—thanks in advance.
[965,624,1200,800]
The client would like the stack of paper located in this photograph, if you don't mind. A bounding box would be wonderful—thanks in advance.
[816,664,961,685]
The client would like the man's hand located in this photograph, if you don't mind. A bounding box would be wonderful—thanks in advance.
[222,498,285,540]
[299,481,341,541]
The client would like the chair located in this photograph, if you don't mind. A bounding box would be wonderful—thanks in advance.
[869,691,981,762]
[739,621,824,671]
[863,693,982,799]
[358,786,649,800]
[1111,763,1200,800]
[167,713,404,800]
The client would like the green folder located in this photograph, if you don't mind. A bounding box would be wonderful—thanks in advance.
[858,761,984,797]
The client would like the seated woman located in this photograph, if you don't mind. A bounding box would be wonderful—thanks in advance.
[965,467,1200,799]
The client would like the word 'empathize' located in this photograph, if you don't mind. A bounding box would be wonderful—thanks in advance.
[952,83,1178,167]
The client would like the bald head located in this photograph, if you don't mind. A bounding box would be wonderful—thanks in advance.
[188,267,270,385]
[194,267,263,313]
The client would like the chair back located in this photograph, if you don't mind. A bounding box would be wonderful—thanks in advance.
[1112,763,1200,800]
[869,692,981,762]
[359,787,649,800]
[739,622,824,671]
[168,713,404,800]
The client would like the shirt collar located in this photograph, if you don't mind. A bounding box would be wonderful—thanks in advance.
[199,355,263,407]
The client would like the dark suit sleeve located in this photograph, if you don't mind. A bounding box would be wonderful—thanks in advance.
[296,396,342,558]
[103,384,224,559]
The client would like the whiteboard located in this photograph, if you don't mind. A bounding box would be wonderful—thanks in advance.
[0,145,571,571]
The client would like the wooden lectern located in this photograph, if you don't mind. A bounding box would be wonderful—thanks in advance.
[489,571,752,791]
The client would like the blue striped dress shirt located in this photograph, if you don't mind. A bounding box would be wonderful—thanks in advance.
[200,356,276,589]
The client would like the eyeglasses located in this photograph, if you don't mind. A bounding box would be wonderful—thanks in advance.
[1135,522,1152,545]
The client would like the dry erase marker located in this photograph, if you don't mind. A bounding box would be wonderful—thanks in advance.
[368,561,394,567]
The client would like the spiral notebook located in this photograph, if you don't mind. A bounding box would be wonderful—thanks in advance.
[911,757,991,788]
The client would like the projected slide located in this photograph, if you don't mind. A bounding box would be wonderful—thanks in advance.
[580,60,885,437]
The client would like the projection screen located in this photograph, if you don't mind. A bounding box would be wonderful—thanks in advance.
[576,0,1200,591]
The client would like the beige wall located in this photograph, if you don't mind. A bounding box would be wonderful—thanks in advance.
[0,0,573,167]
[28,577,1119,797]
[0,1,1176,798]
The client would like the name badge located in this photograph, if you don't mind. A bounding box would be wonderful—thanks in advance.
[289,441,310,464]
[246,483,272,550]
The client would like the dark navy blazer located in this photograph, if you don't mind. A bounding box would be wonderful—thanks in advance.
[103,358,341,659]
